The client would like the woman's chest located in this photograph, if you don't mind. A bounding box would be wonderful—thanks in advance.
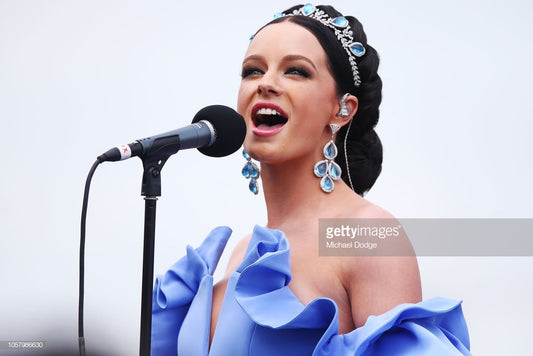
[210,254,355,341]
[288,254,356,333]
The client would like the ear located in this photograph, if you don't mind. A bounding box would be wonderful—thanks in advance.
[331,94,359,127]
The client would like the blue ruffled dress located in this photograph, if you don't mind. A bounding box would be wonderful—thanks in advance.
[152,225,471,355]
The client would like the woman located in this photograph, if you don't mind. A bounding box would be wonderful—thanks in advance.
[152,4,471,355]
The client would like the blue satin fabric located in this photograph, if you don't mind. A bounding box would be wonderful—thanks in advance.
[152,225,471,355]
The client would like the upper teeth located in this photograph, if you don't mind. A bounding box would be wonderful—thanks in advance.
[257,108,281,116]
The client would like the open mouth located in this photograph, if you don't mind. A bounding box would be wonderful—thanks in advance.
[253,107,288,128]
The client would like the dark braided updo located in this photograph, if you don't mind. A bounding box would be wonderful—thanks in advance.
[262,4,383,196]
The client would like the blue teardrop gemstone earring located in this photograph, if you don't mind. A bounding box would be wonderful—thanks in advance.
[313,124,342,193]
[242,149,260,195]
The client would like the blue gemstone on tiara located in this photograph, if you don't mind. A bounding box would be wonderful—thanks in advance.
[349,42,366,57]
[273,3,365,87]
[331,16,349,28]
[302,3,316,15]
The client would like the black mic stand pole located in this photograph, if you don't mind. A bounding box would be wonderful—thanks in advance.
[139,155,169,356]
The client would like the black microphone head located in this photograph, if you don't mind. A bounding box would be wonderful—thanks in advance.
[191,105,246,157]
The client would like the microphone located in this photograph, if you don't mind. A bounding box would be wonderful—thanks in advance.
[97,105,246,162]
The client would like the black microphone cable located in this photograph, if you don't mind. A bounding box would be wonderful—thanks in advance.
[78,158,102,356]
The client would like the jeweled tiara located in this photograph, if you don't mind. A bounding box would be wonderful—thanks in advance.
[274,3,365,87]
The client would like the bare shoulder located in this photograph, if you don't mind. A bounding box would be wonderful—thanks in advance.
[340,198,422,327]
[349,196,395,219]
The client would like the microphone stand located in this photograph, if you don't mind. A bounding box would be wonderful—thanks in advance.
[139,154,168,356]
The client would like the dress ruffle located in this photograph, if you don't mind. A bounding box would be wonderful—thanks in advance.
[151,226,231,356]
[152,225,471,355]
[233,225,471,355]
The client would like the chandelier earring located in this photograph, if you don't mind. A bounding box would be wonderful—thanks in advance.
[241,149,260,195]
[313,124,342,193]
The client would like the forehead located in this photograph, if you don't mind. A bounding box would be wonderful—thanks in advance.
[246,21,327,63]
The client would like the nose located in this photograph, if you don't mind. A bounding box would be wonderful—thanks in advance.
[257,72,281,96]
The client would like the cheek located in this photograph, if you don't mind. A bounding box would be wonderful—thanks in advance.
[237,83,253,118]
[293,89,332,123]
[237,84,254,147]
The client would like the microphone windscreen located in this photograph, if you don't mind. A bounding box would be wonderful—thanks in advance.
[192,105,246,157]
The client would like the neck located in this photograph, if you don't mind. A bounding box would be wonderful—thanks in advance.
[260,156,347,231]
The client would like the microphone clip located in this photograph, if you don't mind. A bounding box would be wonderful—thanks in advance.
[141,155,169,198]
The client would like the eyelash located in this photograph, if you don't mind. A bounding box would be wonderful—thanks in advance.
[241,66,311,79]
[285,67,311,78]
[241,67,263,78]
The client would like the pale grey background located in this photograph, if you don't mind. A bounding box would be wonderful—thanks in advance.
[1,0,532,355]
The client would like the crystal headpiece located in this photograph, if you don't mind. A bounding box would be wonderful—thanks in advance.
[274,4,365,87]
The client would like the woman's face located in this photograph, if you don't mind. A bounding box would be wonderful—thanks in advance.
[237,21,339,165]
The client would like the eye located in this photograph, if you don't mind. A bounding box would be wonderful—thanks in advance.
[241,67,264,78]
[285,67,311,78]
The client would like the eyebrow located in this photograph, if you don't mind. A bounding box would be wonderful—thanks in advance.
[242,54,318,71]
[283,55,317,71]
